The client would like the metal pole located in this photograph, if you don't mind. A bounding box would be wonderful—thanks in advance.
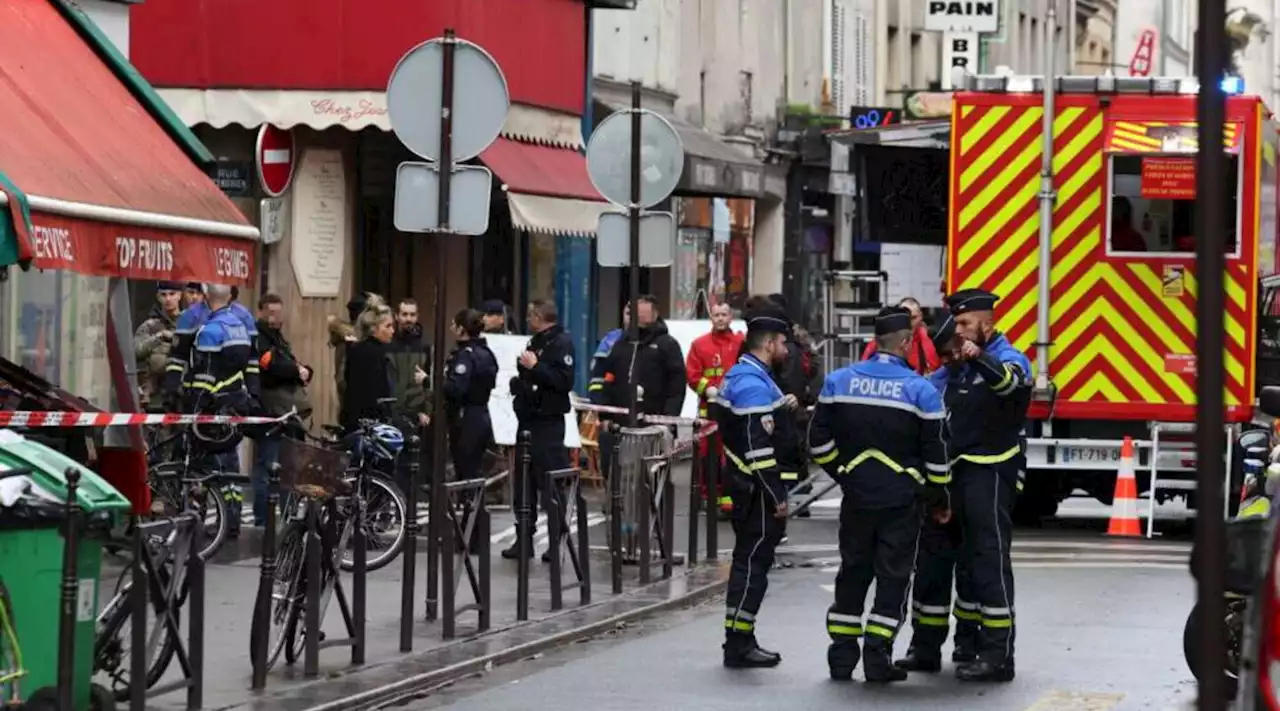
[399,435,421,651]
[627,81,642,427]
[1193,9,1228,709]
[427,27,459,623]
[1033,3,1058,397]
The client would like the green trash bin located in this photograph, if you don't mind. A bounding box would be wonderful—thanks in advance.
[0,428,131,710]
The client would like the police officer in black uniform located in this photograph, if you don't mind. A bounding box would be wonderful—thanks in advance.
[897,314,982,673]
[938,288,1031,683]
[808,306,950,683]
[715,301,795,669]
[444,308,499,552]
[504,299,576,560]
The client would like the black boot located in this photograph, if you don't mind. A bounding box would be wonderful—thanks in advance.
[827,640,861,681]
[952,648,978,664]
[894,647,943,673]
[501,542,534,560]
[723,635,781,669]
[956,658,1015,682]
[863,638,908,683]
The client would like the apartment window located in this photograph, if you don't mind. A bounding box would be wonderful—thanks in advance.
[853,8,870,104]
[831,0,847,110]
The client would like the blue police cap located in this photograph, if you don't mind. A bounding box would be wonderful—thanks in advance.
[157,280,184,292]
[745,305,790,335]
[945,288,1000,315]
[874,306,913,335]
[480,300,506,315]
[931,314,957,351]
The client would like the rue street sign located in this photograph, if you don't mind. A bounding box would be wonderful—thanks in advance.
[260,197,288,245]
[586,108,684,208]
[386,37,510,163]
[596,210,675,267]
[393,162,493,236]
[255,124,296,197]
[923,0,1000,33]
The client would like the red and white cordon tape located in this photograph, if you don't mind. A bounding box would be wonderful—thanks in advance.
[571,400,718,457]
[0,411,291,428]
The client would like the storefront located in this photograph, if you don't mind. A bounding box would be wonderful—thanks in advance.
[0,0,257,416]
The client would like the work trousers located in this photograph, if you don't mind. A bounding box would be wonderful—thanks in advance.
[826,501,920,661]
[449,407,492,551]
[512,417,570,541]
[954,458,1018,664]
[724,476,786,649]
[905,512,980,657]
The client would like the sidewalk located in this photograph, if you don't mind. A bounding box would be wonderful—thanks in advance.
[101,461,740,711]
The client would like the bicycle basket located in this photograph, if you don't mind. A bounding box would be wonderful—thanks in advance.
[277,439,351,498]
[1193,516,1272,594]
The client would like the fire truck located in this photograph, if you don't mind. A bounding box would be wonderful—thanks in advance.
[945,72,1280,527]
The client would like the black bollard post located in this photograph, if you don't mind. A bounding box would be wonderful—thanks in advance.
[547,469,562,612]
[187,514,206,710]
[57,468,81,711]
[516,431,532,622]
[352,488,367,665]
[129,515,147,711]
[638,461,652,585]
[576,481,591,605]
[400,435,421,652]
[687,435,701,567]
[662,471,676,580]
[478,497,492,632]
[706,432,720,561]
[303,505,322,677]
[251,463,280,689]
[609,426,624,594]
[442,487,456,640]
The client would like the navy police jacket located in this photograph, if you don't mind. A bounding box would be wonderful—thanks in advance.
[935,333,1032,465]
[808,352,949,509]
[183,305,260,413]
[164,300,259,404]
[444,338,499,419]
[711,353,794,507]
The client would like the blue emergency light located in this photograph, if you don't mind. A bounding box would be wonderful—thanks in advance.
[1221,76,1245,95]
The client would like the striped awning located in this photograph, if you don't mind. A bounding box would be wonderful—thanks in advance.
[1104,120,1242,153]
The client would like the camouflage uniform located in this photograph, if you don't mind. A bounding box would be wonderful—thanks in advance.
[134,305,178,408]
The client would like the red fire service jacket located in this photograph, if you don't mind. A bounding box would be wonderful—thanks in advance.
[685,328,745,417]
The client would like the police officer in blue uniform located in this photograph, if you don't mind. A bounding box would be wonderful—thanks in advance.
[897,313,982,673]
[940,288,1031,683]
[163,284,260,410]
[808,306,951,683]
[445,308,499,552]
[714,303,794,669]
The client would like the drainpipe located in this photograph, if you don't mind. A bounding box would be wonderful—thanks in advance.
[1034,0,1058,399]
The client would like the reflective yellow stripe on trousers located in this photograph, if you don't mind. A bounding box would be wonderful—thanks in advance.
[952,445,1021,466]
[837,449,925,485]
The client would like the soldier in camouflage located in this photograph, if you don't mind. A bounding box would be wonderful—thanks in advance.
[134,281,184,410]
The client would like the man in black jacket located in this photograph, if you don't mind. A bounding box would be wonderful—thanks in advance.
[765,294,823,513]
[253,293,311,526]
[588,295,685,422]
[505,299,576,559]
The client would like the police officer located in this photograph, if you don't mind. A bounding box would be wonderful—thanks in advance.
[714,302,794,669]
[808,306,950,683]
[444,308,499,551]
[504,299,576,560]
[164,284,260,411]
[896,314,982,673]
[939,288,1031,683]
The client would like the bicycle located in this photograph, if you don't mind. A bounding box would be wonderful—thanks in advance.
[0,577,26,707]
[145,425,249,561]
[313,421,408,572]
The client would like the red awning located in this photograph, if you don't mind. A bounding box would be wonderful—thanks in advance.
[480,138,603,202]
[0,0,258,284]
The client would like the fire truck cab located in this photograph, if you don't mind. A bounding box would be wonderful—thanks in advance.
[946,73,1279,526]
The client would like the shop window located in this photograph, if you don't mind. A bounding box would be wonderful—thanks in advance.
[1107,153,1240,256]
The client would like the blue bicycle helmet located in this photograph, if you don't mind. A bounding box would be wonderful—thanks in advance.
[366,423,405,461]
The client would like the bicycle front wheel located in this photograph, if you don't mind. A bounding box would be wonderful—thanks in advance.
[340,474,407,573]
[260,521,306,671]
[94,582,178,701]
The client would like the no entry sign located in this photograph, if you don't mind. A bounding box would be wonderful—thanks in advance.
[255,124,296,197]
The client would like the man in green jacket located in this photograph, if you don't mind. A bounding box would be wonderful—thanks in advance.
[390,298,432,428]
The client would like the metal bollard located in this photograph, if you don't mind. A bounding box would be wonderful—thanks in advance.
[400,434,421,652]
[576,481,592,605]
[442,489,456,640]
[478,500,492,632]
[303,504,322,677]
[609,426,624,594]
[57,468,81,711]
[251,463,280,689]
[128,519,147,711]
[352,488,367,665]
[687,436,701,567]
[546,467,562,612]
[662,470,676,580]
[706,432,720,561]
[516,431,532,621]
[638,460,652,585]
[186,514,207,710]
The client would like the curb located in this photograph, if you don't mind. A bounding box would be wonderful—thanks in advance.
[303,575,728,711]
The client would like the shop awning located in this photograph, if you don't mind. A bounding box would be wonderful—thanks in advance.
[154,88,585,149]
[1104,120,1243,153]
[0,0,258,282]
[480,138,612,238]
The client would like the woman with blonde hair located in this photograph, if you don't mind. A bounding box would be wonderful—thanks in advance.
[329,291,388,400]
[339,304,397,432]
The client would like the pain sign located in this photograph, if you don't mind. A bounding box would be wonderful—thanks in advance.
[924,0,1000,33]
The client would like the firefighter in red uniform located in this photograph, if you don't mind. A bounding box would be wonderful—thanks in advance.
[686,301,744,516]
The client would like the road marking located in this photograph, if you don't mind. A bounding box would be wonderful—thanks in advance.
[778,540,1192,556]
[533,514,608,548]
[1021,690,1124,711]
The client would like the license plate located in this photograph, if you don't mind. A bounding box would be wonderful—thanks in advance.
[1060,446,1122,464]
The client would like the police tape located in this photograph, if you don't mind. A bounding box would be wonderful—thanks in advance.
[0,411,292,428]
[571,400,710,427]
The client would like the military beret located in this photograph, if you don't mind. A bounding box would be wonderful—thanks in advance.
[946,288,1000,315]
[480,300,506,315]
[745,305,790,335]
[931,314,957,352]
[157,280,184,292]
[874,306,913,336]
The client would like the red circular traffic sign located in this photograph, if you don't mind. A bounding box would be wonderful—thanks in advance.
[255,124,296,197]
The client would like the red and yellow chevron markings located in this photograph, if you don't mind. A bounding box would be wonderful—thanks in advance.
[950,101,1251,409]
[1105,120,1242,153]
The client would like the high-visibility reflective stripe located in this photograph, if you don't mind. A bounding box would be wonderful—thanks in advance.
[780,471,799,481]
[165,363,186,373]
[1240,497,1272,518]
[955,599,979,610]
[725,619,754,632]
[867,613,899,628]
[981,618,1013,629]
[980,606,1011,616]
[827,624,863,637]
[699,407,709,417]
[587,383,603,392]
[912,612,950,627]
[913,602,950,615]
[927,472,952,485]
[811,440,835,455]
[730,609,755,621]
[953,607,981,622]
[953,445,1021,465]
[814,449,840,465]
[990,365,1016,395]
[837,449,925,485]
[827,611,861,624]
[865,623,895,638]
[745,447,775,459]
[926,462,949,473]
[702,367,723,376]
[726,449,776,473]
[186,371,245,393]
[695,377,709,395]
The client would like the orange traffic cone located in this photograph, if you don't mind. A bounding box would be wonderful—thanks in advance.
[1107,436,1142,537]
